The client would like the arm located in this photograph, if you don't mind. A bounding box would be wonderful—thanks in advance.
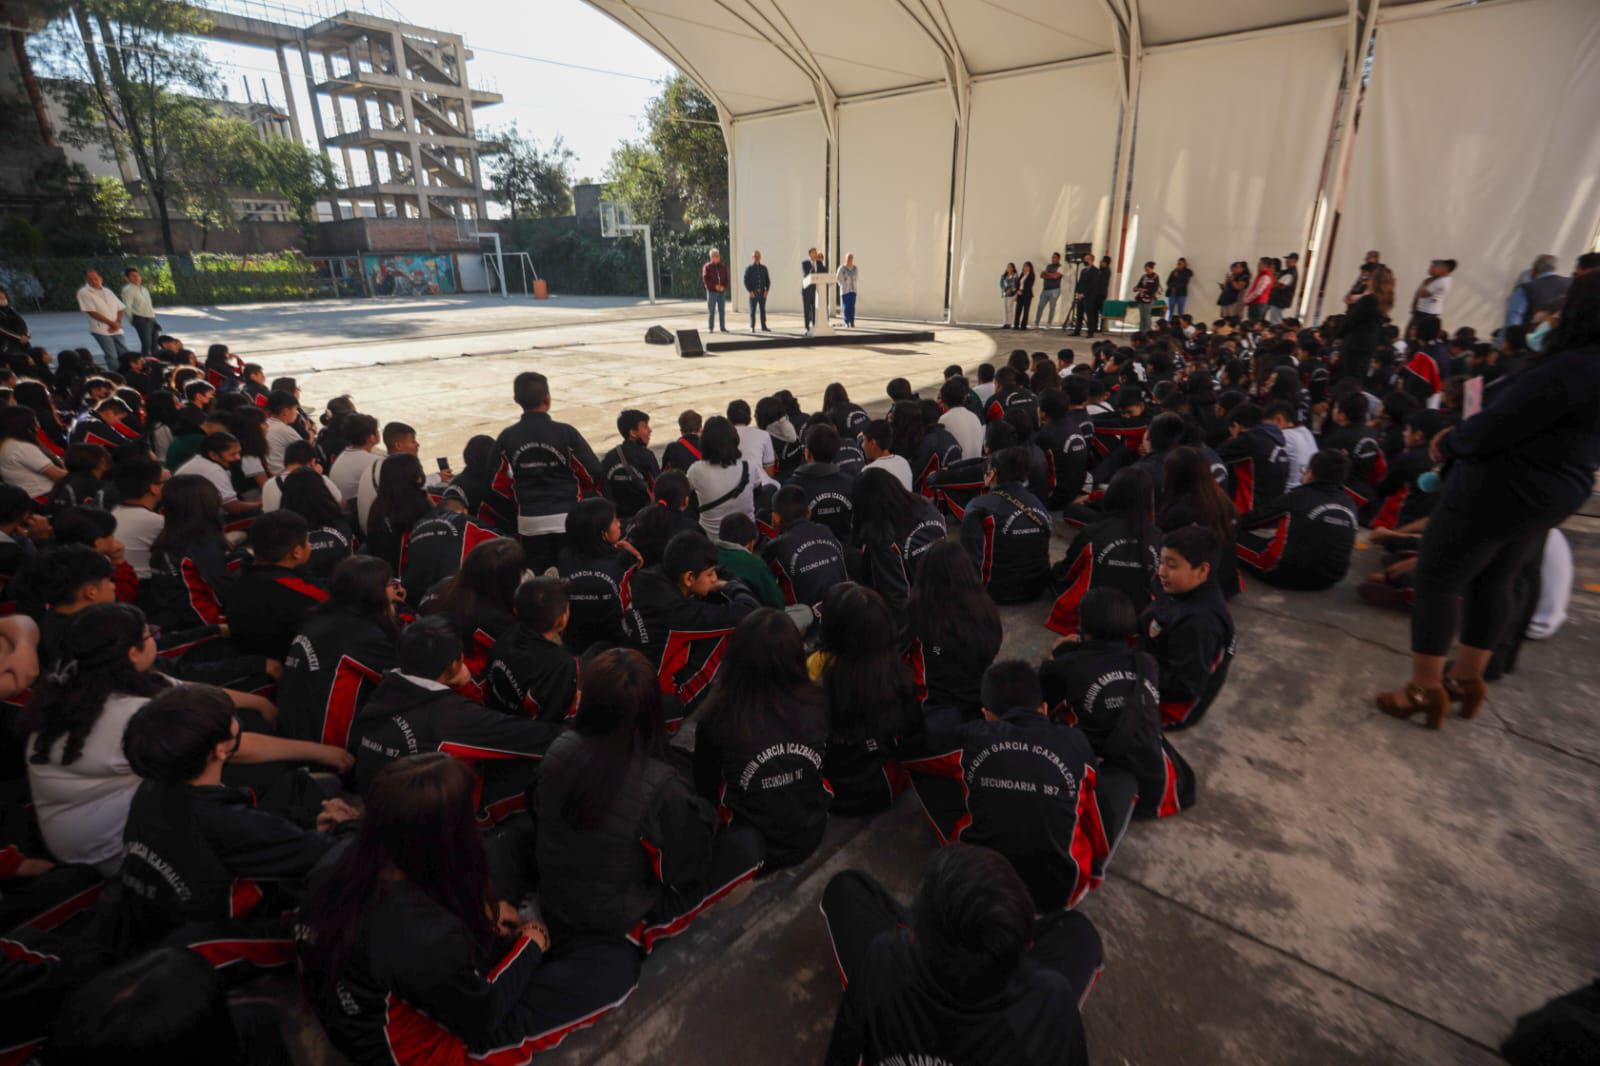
[235,731,354,773]
[209,803,338,879]
[1155,618,1220,704]
[439,700,563,759]
[392,920,544,1047]
[640,772,718,891]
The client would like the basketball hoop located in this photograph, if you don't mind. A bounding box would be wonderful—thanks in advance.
[454,215,480,242]
[599,201,654,303]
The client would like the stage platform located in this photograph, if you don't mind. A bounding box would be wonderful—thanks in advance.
[700,327,937,353]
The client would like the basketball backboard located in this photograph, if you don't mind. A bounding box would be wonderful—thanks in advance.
[599,201,634,238]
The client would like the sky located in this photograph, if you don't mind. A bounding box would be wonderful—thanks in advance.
[196,0,677,186]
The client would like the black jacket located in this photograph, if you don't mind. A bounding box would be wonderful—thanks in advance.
[1372,444,1437,528]
[399,507,500,604]
[306,879,547,1065]
[278,607,398,746]
[985,387,1038,432]
[854,499,948,637]
[743,262,771,294]
[304,520,354,581]
[762,517,849,608]
[785,461,857,541]
[1035,412,1093,509]
[484,627,579,723]
[960,482,1051,604]
[621,566,759,727]
[490,411,602,527]
[223,563,327,660]
[910,425,963,493]
[903,708,1107,912]
[661,434,702,474]
[557,545,637,651]
[1320,422,1385,494]
[141,539,238,631]
[1046,515,1158,635]
[927,456,988,521]
[601,438,660,518]
[1241,481,1358,590]
[1217,423,1289,518]
[1141,579,1234,730]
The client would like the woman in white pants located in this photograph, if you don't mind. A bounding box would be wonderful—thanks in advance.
[1000,263,1019,328]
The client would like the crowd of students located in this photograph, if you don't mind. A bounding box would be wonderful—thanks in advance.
[0,258,1595,1064]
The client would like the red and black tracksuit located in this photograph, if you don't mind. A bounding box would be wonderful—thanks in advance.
[1321,423,1386,507]
[304,520,355,581]
[1141,578,1235,730]
[485,627,579,723]
[1035,411,1093,510]
[1046,516,1159,637]
[1369,444,1436,531]
[222,562,327,660]
[1218,423,1290,519]
[399,505,501,603]
[785,461,858,542]
[304,878,641,1066]
[959,482,1052,604]
[277,608,397,747]
[557,546,637,651]
[985,386,1039,432]
[853,500,948,637]
[621,566,759,729]
[902,708,1109,913]
[1237,480,1358,590]
[910,425,963,494]
[141,539,239,632]
[491,411,601,564]
[601,438,660,519]
[1039,639,1194,821]
[661,433,702,474]
[763,517,850,609]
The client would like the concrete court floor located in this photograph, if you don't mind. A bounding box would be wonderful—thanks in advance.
[30,296,1597,1063]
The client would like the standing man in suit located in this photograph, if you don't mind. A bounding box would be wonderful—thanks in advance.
[745,250,771,333]
[1071,253,1098,337]
[802,247,827,334]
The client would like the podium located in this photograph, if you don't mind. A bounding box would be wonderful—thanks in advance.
[805,276,837,336]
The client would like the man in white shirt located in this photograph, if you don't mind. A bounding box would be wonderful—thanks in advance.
[76,270,128,370]
[938,378,984,461]
[971,363,998,404]
[861,420,912,490]
[262,440,344,512]
[174,431,260,515]
[119,266,158,356]
[111,459,166,578]
[328,413,384,503]
[1267,401,1318,488]
[354,421,450,532]
[264,391,306,474]
[1409,258,1456,333]
[727,399,777,488]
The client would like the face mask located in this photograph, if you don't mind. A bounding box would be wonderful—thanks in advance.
[1527,321,1552,352]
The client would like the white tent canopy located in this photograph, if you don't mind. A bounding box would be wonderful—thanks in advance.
[586,0,1600,332]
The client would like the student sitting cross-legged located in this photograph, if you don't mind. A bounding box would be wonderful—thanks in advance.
[1143,525,1236,730]
[484,576,580,723]
[1236,448,1359,591]
[959,447,1052,605]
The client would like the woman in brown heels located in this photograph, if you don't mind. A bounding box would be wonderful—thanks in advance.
[1376,271,1600,729]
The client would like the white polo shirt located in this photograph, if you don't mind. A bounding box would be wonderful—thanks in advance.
[939,406,984,461]
[265,419,303,474]
[174,453,238,504]
[76,284,124,336]
[865,454,914,491]
[112,504,165,577]
[262,468,344,512]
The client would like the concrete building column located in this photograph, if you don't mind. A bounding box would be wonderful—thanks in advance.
[393,27,429,221]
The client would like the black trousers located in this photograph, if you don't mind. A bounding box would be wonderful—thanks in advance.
[1082,298,1101,336]
[803,287,817,329]
[1411,500,1569,657]
[820,868,1103,1003]
[1013,296,1032,330]
[521,533,567,575]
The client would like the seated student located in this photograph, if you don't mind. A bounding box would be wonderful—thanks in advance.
[786,423,857,541]
[1035,382,1093,512]
[537,648,763,951]
[728,398,779,494]
[23,604,346,876]
[1088,388,1150,474]
[810,583,923,816]
[960,447,1051,605]
[1160,446,1241,600]
[117,684,359,959]
[902,661,1108,913]
[937,376,984,462]
[661,409,703,473]
[140,475,239,632]
[1319,390,1384,504]
[1048,467,1159,637]
[1040,588,1194,821]
[173,431,260,517]
[849,469,948,633]
[758,394,806,482]
[907,540,1002,720]
[621,531,761,730]
[398,493,499,604]
[1368,409,1442,530]
[984,366,1039,432]
[0,483,48,593]
[327,411,382,504]
[601,408,659,519]
[261,439,343,513]
[485,576,579,723]
[557,497,641,652]
[111,458,165,580]
[278,556,400,747]
[275,464,354,582]
[362,454,431,571]
[1143,525,1235,730]
[764,484,849,610]
[17,543,117,671]
[820,844,1098,1066]
[351,617,560,826]
[1267,399,1318,487]
[224,510,326,661]
[302,754,638,1066]
[421,537,524,679]
[68,397,138,451]
[48,443,112,515]
[1216,402,1289,519]
[910,399,962,493]
[715,512,785,608]
[650,469,702,539]
[1237,449,1359,591]
[861,419,912,491]
[831,417,867,479]
[692,609,830,870]
[929,419,1015,521]
[263,392,306,475]
[442,433,510,532]
[238,362,271,408]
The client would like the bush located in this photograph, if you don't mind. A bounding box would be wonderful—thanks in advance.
[0,252,318,310]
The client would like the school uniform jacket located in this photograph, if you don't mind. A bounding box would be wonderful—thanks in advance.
[399,507,500,603]
[763,517,849,608]
[621,567,759,728]
[926,456,988,520]
[693,702,831,869]
[787,461,857,541]
[661,434,702,474]
[490,412,602,533]
[278,608,398,747]
[305,879,550,1066]
[902,708,1108,913]
[960,482,1052,604]
[601,439,660,518]
[910,425,962,494]
[141,539,241,631]
[557,546,637,651]
[1320,423,1385,501]
[985,386,1039,432]
[223,563,327,660]
[1045,516,1159,636]
[1140,580,1235,730]
[1035,412,1093,510]
[1038,639,1193,819]
[1370,445,1436,530]
[484,628,580,723]
[69,413,141,451]
[305,521,355,582]
[1238,481,1358,590]
[826,928,1089,1066]
[1217,423,1290,518]
[853,501,948,637]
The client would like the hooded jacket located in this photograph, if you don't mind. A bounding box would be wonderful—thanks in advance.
[762,517,849,608]
[1238,480,1358,591]
[621,567,759,728]
[557,545,638,651]
[484,627,580,723]
[399,506,501,604]
[1217,422,1289,518]
[278,607,398,747]
[1140,578,1235,730]
[786,461,858,541]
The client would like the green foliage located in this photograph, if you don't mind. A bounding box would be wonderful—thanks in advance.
[90,177,135,249]
[0,217,45,258]
[8,251,319,310]
[256,138,336,227]
[483,124,575,220]
[492,216,725,300]
[604,74,727,229]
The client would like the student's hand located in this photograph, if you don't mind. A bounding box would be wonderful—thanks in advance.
[14,856,55,878]
[494,900,521,934]
[437,469,453,484]
[447,661,473,688]
[24,515,50,541]
[102,542,127,567]
[315,745,356,775]
[616,538,644,564]
[1053,634,1082,649]
[263,658,283,679]
[316,797,360,831]
[519,919,551,952]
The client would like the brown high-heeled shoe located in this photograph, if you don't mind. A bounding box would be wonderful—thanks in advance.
[1374,684,1449,729]
[1443,677,1488,720]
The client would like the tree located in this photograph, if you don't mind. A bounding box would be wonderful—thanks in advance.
[166,112,333,246]
[34,0,220,254]
[604,74,727,229]
[482,124,575,219]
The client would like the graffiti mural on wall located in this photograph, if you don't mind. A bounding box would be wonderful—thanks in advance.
[363,254,457,296]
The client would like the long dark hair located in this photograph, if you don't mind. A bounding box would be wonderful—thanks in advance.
[302,755,494,996]
[908,539,1002,660]
[1162,446,1236,546]
[150,475,224,557]
[698,416,740,467]
[1100,467,1154,572]
[13,379,61,431]
[0,405,37,443]
[366,454,430,537]
[850,467,920,541]
[227,407,268,461]
[1546,270,1600,357]
[319,555,397,636]
[22,603,165,766]
[1076,587,1157,761]
[562,648,669,830]
[425,537,523,636]
[889,400,925,459]
[816,583,919,743]
[144,389,181,431]
[278,466,346,528]
[697,608,823,749]
[564,497,619,559]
